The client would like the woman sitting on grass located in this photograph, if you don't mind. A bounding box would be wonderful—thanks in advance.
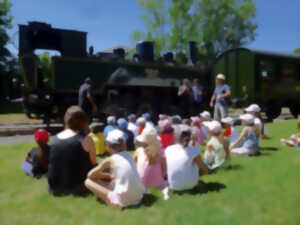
[22,129,50,178]
[203,120,230,170]
[48,106,97,196]
[230,114,260,156]
[134,127,166,189]
[163,125,208,199]
[85,129,145,209]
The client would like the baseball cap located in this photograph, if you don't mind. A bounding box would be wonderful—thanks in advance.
[142,113,151,121]
[137,117,146,125]
[117,118,128,130]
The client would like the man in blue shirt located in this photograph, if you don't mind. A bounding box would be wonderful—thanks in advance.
[209,74,231,121]
[192,79,203,114]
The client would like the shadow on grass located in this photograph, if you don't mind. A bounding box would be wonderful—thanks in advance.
[127,194,158,209]
[175,180,226,196]
[260,147,278,151]
[225,164,242,170]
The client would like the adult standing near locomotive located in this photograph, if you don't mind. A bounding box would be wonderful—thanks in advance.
[178,78,193,117]
[209,74,231,121]
[192,78,204,115]
[78,77,98,122]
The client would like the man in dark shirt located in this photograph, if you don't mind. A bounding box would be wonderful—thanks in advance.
[178,78,193,117]
[192,78,203,115]
[78,77,98,121]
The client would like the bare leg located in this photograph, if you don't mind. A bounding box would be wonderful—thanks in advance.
[84,178,110,204]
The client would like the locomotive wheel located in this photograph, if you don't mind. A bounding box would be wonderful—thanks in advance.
[289,105,300,118]
[265,105,281,121]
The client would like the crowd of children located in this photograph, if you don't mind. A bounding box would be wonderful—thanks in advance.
[21,103,300,209]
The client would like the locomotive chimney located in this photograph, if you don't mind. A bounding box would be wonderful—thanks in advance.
[188,41,197,65]
[136,41,154,62]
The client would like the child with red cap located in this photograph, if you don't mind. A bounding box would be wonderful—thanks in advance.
[22,129,50,178]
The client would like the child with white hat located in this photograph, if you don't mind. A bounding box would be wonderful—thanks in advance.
[203,120,230,170]
[230,114,260,156]
[84,130,145,209]
[221,117,240,146]
[245,104,269,139]
[134,127,166,189]
[199,111,212,139]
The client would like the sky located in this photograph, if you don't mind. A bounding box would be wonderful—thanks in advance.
[6,0,300,56]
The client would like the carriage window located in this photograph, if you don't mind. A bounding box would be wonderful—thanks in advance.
[259,60,275,80]
[280,63,295,80]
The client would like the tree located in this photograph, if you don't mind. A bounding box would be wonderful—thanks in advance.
[293,48,300,54]
[0,0,13,100]
[131,0,168,57]
[132,0,257,58]
[38,52,52,86]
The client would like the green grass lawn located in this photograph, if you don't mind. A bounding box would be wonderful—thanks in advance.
[1,120,300,225]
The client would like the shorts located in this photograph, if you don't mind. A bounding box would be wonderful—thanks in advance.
[107,191,142,208]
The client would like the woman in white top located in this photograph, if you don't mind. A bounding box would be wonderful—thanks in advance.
[164,125,208,193]
[85,130,145,209]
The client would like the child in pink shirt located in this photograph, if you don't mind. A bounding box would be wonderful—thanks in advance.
[134,127,166,188]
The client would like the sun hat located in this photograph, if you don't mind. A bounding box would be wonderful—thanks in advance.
[191,116,201,125]
[221,117,234,125]
[136,127,159,144]
[240,114,255,124]
[117,118,128,130]
[203,120,222,133]
[34,129,50,145]
[159,114,168,120]
[216,74,225,80]
[199,111,211,121]
[106,129,125,144]
[245,104,261,113]
[136,117,146,125]
[107,116,116,124]
[158,119,172,131]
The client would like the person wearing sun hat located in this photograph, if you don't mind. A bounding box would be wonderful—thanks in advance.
[202,120,230,170]
[230,114,260,156]
[209,74,231,121]
[134,127,166,189]
[245,103,269,139]
[104,116,117,137]
[221,117,240,146]
[22,129,50,178]
[190,116,205,147]
[85,129,145,209]
[158,119,175,151]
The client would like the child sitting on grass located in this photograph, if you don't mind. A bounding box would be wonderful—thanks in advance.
[280,114,300,149]
[84,129,145,209]
[230,114,260,156]
[221,117,239,146]
[203,121,230,170]
[158,119,175,152]
[22,129,50,178]
[163,125,208,200]
[89,122,106,156]
[134,127,166,189]
[190,116,205,147]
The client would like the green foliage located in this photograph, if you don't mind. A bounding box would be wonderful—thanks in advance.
[133,0,257,58]
[293,48,300,54]
[1,120,300,225]
[38,52,52,85]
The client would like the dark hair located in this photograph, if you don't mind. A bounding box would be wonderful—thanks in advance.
[64,106,88,132]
